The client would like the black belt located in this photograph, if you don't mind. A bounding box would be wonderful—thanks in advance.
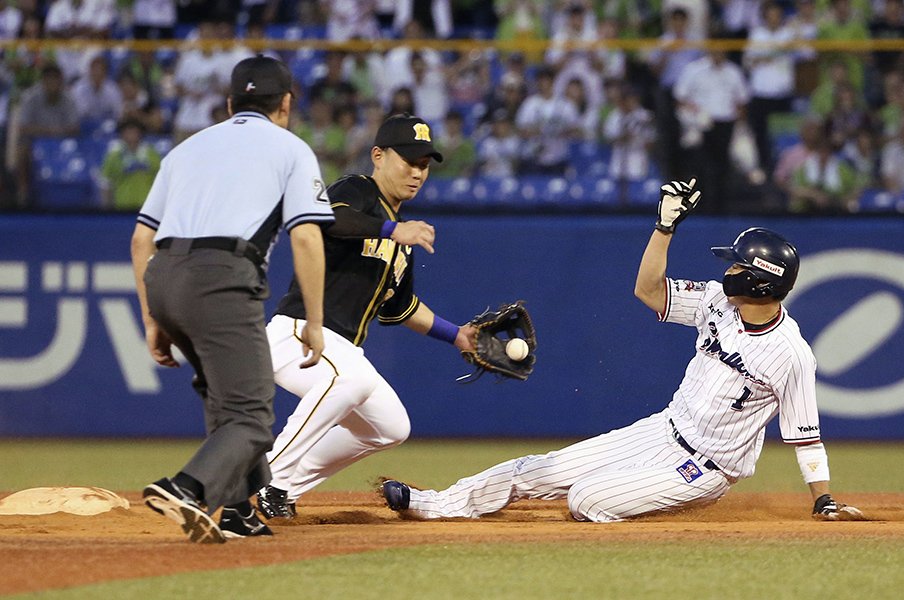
[156,237,264,267]
[669,419,720,471]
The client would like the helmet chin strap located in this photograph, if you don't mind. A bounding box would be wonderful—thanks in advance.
[723,270,773,298]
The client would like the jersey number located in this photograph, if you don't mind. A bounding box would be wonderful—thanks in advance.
[731,386,752,411]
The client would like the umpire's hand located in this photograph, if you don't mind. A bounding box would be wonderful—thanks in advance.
[392,220,436,254]
[146,321,179,368]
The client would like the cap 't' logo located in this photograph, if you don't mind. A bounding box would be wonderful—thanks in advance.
[245,81,256,93]
[412,123,431,142]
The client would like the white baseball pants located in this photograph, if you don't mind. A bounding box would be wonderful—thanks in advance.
[266,315,410,501]
[407,410,731,522]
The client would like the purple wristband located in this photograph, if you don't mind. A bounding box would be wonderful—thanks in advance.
[380,221,397,238]
[427,316,459,344]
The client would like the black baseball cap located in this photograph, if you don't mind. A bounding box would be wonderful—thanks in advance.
[374,114,444,163]
[230,55,292,96]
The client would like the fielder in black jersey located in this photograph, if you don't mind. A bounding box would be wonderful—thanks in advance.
[275,174,419,346]
[257,114,478,520]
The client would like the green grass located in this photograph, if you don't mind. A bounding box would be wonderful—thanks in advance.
[12,540,904,600]
[1,439,902,493]
[3,439,903,600]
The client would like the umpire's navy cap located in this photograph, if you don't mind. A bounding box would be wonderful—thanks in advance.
[230,55,292,96]
[374,113,444,163]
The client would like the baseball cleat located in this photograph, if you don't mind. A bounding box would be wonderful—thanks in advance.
[381,480,410,511]
[143,478,226,544]
[219,507,274,538]
[256,485,297,520]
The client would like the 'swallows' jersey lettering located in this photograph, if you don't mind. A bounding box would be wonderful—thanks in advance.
[659,278,821,480]
[699,322,767,386]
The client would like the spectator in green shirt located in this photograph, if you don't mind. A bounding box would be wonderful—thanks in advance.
[100,118,161,211]
[291,97,347,185]
[790,134,861,212]
[430,110,476,179]
[817,0,870,91]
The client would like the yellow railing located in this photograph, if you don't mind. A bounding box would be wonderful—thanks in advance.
[6,37,904,53]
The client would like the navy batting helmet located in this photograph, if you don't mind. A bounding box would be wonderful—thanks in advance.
[710,228,799,298]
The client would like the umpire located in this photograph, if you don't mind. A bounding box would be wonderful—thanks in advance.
[130,56,334,543]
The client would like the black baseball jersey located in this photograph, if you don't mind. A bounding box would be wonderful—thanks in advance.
[275,175,419,346]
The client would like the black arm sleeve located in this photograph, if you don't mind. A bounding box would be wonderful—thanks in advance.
[321,175,390,239]
[324,205,386,238]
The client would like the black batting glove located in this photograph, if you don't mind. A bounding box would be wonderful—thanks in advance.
[655,178,702,233]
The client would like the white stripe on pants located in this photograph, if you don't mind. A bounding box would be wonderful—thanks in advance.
[408,410,731,522]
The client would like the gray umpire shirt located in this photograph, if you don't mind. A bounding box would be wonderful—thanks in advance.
[137,110,335,263]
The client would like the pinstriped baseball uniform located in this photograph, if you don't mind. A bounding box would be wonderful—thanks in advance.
[405,278,821,522]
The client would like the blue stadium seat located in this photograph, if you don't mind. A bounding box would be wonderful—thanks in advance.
[627,178,662,206]
[31,137,101,209]
[772,133,799,156]
[469,176,520,207]
[857,189,904,213]
[516,175,550,209]
[419,177,473,208]
[569,141,611,179]
[289,49,326,90]
[595,178,623,206]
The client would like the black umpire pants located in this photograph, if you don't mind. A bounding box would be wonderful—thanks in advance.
[144,241,275,510]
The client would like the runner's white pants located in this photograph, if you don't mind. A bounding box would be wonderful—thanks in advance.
[407,410,732,522]
[266,315,410,500]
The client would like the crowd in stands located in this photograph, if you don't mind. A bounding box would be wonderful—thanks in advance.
[0,0,903,213]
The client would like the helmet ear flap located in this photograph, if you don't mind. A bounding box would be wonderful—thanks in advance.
[749,281,774,298]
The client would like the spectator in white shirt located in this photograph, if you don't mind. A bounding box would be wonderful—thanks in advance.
[562,77,600,141]
[382,20,442,106]
[515,65,581,176]
[0,0,22,40]
[392,0,453,38]
[172,20,228,143]
[71,54,123,128]
[880,123,904,193]
[408,51,448,126]
[662,0,710,40]
[131,0,176,39]
[44,0,117,83]
[744,1,798,172]
[603,83,656,182]
[674,50,750,212]
[320,0,382,41]
[718,0,762,40]
[547,3,605,116]
[478,109,521,178]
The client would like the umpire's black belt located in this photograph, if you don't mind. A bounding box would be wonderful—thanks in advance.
[156,237,264,267]
[669,419,720,471]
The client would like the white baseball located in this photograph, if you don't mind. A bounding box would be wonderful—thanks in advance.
[506,338,530,361]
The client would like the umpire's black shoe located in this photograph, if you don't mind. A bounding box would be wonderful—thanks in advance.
[219,507,274,539]
[257,485,297,520]
[143,478,226,544]
[382,480,410,511]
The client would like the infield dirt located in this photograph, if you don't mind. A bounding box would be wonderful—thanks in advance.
[1,491,902,595]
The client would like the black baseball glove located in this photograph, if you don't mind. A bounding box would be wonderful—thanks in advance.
[459,301,537,382]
